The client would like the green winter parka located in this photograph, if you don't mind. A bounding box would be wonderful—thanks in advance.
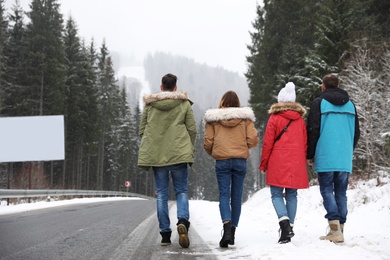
[137,91,196,170]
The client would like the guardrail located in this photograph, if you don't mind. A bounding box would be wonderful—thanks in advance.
[0,189,154,201]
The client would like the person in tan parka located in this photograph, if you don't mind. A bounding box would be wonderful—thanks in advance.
[203,90,259,248]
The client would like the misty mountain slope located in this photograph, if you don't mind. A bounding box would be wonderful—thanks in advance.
[143,52,250,122]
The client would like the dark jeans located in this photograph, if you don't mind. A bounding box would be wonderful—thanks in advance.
[317,172,349,224]
[215,158,247,227]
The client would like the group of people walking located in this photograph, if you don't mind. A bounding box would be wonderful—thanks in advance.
[137,73,360,248]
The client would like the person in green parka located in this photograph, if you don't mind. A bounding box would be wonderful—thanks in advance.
[137,73,196,248]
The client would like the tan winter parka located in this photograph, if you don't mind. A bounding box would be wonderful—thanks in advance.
[203,107,259,160]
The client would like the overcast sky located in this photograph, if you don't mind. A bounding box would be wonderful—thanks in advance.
[5,0,259,75]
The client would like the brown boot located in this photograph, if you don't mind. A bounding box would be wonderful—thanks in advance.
[177,219,190,248]
[319,220,344,243]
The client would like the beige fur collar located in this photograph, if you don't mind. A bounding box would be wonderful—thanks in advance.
[143,91,189,105]
[268,102,306,115]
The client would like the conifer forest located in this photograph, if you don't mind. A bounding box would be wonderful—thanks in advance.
[0,0,389,201]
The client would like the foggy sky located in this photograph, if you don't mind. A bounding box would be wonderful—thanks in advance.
[5,0,259,75]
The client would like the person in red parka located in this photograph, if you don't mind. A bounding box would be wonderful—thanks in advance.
[259,82,309,244]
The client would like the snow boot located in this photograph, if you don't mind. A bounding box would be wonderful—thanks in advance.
[219,222,232,247]
[177,219,190,248]
[229,226,236,245]
[319,220,344,243]
[278,219,294,244]
[290,224,295,237]
[160,231,171,246]
[286,226,294,243]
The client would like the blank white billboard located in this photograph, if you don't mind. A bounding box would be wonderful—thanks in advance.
[0,115,65,162]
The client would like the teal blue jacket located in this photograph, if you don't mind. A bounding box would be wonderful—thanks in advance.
[307,88,360,173]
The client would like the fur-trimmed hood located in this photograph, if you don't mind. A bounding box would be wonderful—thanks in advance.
[143,90,191,104]
[143,91,193,111]
[268,102,306,116]
[204,107,256,123]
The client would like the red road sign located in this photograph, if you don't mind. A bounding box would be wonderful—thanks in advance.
[125,181,131,187]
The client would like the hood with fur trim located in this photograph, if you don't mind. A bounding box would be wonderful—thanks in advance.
[143,90,191,104]
[204,107,256,125]
[268,102,306,116]
[143,91,193,111]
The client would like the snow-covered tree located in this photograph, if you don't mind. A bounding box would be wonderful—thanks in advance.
[341,42,390,176]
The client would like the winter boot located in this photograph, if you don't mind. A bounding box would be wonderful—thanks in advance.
[278,219,294,244]
[160,231,171,246]
[219,222,232,248]
[340,224,344,233]
[286,226,294,243]
[319,220,344,243]
[177,219,190,248]
[290,224,295,237]
[229,226,236,245]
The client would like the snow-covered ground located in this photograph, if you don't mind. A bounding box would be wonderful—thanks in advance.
[1,174,389,260]
[190,174,390,260]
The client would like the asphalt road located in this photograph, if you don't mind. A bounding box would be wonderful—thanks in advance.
[0,199,216,260]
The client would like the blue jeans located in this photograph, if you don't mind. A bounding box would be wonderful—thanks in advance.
[153,163,189,232]
[317,172,349,224]
[270,186,298,224]
[215,158,247,227]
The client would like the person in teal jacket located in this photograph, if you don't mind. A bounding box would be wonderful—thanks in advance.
[307,74,360,243]
[137,73,196,248]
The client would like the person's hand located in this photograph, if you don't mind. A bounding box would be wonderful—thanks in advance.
[307,159,314,166]
[260,170,266,175]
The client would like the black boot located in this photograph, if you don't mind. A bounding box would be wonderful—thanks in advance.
[229,226,236,245]
[290,226,295,237]
[219,222,232,248]
[177,219,190,248]
[278,219,294,244]
[160,231,171,246]
[285,226,293,243]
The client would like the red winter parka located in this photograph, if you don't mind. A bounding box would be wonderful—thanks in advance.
[259,102,309,189]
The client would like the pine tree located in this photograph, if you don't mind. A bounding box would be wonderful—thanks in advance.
[115,86,133,191]
[131,102,143,194]
[63,17,104,189]
[2,1,38,117]
[80,39,100,189]
[245,3,269,129]
[24,0,65,116]
[296,0,373,106]
[191,120,217,200]
[0,0,7,113]
[246,0,317,126]
[365,0,390,39]
[0,0,8,189]
[96,41,123,190]
[63,16,81,188]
